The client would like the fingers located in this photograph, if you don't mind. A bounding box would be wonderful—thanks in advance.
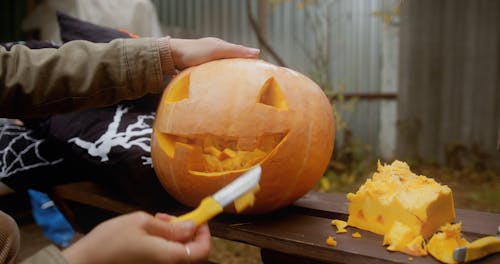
[154,212,211,262]
[170,37,260,70]
[144,237,209,264]
[144,214,196,242]
[154,212,174,221]
[185,223,211,261]
[208,37,260,59]
[63,211,210,264]
[141,223,211,264]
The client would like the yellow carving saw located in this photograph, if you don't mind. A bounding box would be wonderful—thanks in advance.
[172,165,261,226]
[453,225,500,262]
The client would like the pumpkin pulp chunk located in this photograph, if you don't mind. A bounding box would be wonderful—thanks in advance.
[156,132,287,174]
[346,160,455,256]
[234,184,261,213]
[427,223,468,264]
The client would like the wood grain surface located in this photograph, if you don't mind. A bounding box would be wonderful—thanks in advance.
[51,182,500,263]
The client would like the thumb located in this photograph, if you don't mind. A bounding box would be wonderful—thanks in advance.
[144,216,196,242]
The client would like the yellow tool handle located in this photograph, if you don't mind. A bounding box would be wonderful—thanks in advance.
[171,197,223,227]
[465,236,500,262]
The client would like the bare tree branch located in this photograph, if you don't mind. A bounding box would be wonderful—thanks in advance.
[246,0,287,67]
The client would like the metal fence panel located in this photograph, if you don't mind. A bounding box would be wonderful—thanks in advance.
[152,0,393,157]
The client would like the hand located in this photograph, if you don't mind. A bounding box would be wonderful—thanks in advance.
[170,37,260,69]
[62,211,210,264]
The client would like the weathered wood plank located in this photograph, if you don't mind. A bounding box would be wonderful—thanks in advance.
[51,181,140,214]
[51,182,500,263]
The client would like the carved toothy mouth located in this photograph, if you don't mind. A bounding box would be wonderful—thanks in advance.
[156,132,288,175]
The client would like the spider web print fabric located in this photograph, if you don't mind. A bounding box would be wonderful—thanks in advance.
[0,124,63,179]
[0,14,173,204]
[0,102,168,205]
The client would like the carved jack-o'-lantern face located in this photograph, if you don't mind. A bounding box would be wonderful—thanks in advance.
[151,59,334,213]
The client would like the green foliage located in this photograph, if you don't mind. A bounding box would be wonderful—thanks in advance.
[316,128,376,193]
[324,84,359,132]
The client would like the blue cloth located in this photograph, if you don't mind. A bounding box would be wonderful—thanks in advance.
[28,189,74,248]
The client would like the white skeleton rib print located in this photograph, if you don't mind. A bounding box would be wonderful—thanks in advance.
[68,105,154,164]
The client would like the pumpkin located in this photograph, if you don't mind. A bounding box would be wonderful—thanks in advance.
[151,58,335,213]
[346,160,455,255]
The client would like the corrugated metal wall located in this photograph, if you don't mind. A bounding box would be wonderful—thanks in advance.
[151,0,395,156]
[397,0,500,166]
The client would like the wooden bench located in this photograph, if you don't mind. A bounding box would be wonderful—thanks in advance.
[49,181,500,263]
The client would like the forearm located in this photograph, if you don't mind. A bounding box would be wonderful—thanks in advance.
[0,38,171,118]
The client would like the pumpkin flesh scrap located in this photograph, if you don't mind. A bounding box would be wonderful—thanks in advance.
[352,232,362,238]
[326,236,337,246]
[156,132,287,174]
[383,221,427,256]
[427,223,468,264]
[346,160,455,257]
[331,219,348,233]
[233,184,260,213]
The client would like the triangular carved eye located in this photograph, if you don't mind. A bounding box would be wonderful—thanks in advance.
[165,73,190,103]
[257,77,288,110]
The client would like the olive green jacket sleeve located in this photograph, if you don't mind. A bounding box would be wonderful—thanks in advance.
[0,38,166,118]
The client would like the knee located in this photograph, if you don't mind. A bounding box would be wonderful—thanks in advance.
[0,211,20,263]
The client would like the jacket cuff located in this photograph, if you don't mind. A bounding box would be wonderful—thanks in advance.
[158,36,177,76]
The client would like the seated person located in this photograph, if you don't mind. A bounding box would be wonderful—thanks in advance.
[0,34,259,263]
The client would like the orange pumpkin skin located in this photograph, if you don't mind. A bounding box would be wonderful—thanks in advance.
[151,58,335,214]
